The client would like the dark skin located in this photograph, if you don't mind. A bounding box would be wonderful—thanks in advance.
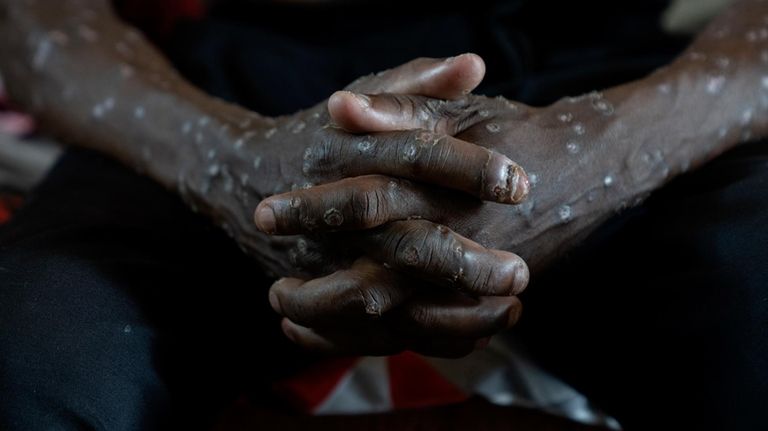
[0,1,529,357]
[260,0,768,351]
[2,0,766,356]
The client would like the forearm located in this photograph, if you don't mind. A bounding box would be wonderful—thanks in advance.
[0,1,269,190]
[0,1,306,273]
[502,0,768,269]
[601,0,768,214]
[616,0,768,176]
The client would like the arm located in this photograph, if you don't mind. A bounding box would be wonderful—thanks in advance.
[265,0,768,271]
[255,0,768,352]
[0,1,537,357]
[0,1,530,276]
[507,0,768,268]
[0,1,221,188]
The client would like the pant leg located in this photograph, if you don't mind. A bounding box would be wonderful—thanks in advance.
[0,149,307,430]
[516,141,768,431]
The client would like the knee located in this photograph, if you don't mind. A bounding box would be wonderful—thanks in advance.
[0,253,169,430]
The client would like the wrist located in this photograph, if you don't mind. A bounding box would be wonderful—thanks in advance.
[609,49,766,184]
[510,79,696,266]
[178,101,276,206]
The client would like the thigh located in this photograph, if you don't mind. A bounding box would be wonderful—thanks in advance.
[0,149,304,430]
[516,141,768,431]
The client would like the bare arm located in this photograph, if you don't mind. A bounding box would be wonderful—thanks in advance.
[0,1,531,276]
[0,1,543,357]
[263,0,768,272]
[0,1,231,188]
[508,0,768,267]
[246,0,768,353]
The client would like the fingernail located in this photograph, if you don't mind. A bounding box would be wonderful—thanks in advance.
[269,288,282,314]
[512,262,530,295]
[475,337,492,350]
[446,53,472,63]
[511,165,530,203]
[485,155,530,204]
[353,92,371,109]
[254,203,277,234]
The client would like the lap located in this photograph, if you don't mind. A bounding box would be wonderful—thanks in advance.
[0,149,307,430]
[517,141,768,430]
[2,142,766,430]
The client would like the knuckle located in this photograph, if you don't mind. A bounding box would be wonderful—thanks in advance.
[439,99,475,134]
[436,234,468,284]
[349,184,389,228]
[394,130,445,168]
[458,252,528,297]
[395,132,421,165]
[346,281,391,319]
[354,135,379,157]
[417,98,454,133]
[467,264,497,295]
[302,132,343,179]
[452,115,477,134]
[408,304,439,331]
[400,95,428,123]
[388,94,408,116]
[282,193,308,221]
[423,98,449,124]
[390,221,432,268]
[282,196,320,232]
[416,97,488,135]
[274,291,305,323]
[390,221,463,278]
[288,237,330,271]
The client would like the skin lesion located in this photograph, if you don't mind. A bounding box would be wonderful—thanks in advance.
[5,0,767,278]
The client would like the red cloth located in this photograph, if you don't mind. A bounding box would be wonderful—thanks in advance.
[275,352,468,414]
[0,195,23,225]
[0,201,11,224]
[275,356,361,412]
[387,352,467,410]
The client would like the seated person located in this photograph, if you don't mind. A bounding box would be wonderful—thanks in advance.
[0,0,765,430]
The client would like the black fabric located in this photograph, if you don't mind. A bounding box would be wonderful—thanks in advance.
[0,150,316,430]
[166,0,685,113]
[1,1,766,430]
[517,141,768,430]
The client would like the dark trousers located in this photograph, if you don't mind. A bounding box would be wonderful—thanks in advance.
[1,2,766,430]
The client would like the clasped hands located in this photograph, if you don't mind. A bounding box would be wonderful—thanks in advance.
[254,54,538,358]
